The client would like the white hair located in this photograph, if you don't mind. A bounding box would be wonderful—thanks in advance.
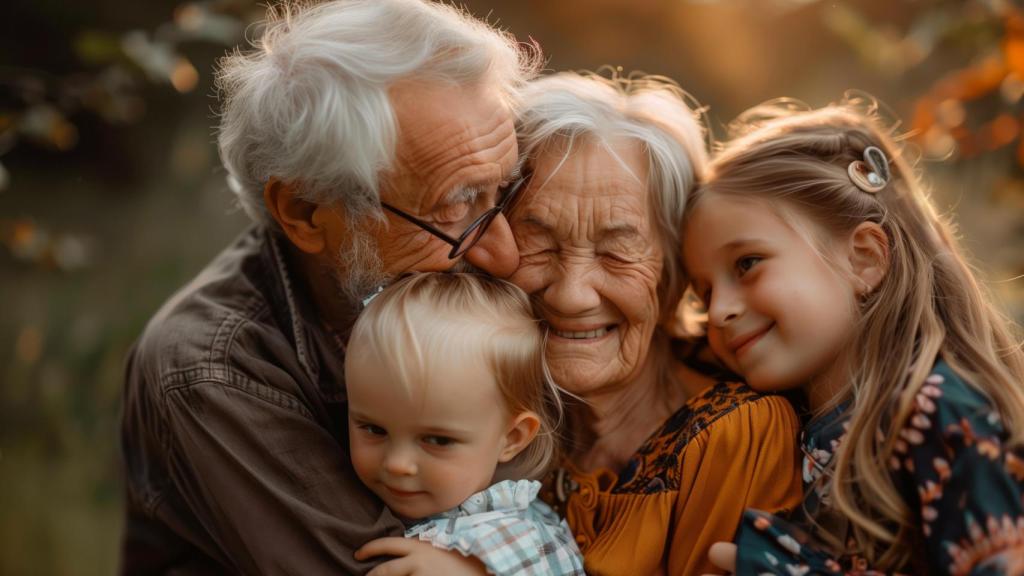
[515,72,710,317]
[215,0,541,226]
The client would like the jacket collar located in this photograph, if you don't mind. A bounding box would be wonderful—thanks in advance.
[263,226,352,403]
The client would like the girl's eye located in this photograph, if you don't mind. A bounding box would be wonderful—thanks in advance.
[736,256,762,276]
[423,435,456,447]
[360,424,387,437]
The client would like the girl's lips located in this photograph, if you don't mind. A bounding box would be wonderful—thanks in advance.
[731,324,773,358]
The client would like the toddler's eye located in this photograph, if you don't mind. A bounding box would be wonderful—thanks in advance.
[423,435,455,447]
[360,424,387,437]
[736,256,762,276]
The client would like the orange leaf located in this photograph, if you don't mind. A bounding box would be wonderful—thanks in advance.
[1005,37,1024,77]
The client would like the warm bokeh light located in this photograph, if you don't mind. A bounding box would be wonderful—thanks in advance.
[2,1,1023,574]
[170,57,199,93]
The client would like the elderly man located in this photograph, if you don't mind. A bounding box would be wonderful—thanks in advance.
[119,1,538,573]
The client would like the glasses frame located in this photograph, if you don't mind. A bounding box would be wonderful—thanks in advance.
[380,174,529,259]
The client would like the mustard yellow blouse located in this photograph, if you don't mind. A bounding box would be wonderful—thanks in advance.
[545,381,802,576]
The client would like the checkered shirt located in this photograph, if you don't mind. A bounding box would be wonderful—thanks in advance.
[405,479,585,575]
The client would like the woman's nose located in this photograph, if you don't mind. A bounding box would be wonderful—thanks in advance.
[543,260,602,317]
[463,213,520,278]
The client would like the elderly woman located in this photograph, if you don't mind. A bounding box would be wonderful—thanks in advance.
[506,72,802,575]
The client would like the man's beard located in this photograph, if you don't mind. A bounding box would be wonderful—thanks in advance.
[334,230,388,305]
[333,231,485,305]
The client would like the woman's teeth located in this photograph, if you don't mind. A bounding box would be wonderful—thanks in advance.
[554,327,610,339]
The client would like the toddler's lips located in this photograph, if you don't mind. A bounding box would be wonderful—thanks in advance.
[385,486,425,498]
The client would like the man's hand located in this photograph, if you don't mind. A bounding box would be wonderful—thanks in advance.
[356,537,488,576]
[703,541,737,575]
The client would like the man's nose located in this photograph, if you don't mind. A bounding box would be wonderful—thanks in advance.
[462,213,520,278]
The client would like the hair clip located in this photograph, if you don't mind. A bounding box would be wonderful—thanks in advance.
[847,145,890,194]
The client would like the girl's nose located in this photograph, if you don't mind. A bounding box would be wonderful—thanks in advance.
[707,287,744,327]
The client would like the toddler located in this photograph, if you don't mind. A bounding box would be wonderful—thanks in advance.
[345,272,585,575]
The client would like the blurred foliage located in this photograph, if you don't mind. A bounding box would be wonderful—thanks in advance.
[1,1,1022,574]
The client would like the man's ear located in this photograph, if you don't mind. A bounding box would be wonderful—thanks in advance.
[847,221,890,296]
[264,177,340,255]
[497,411,541,463]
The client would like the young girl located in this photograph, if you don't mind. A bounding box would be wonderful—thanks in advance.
[345,272,585,575]
[681,102,1024,574]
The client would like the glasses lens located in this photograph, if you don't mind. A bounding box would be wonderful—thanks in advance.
[499,176,527,214]
[450,209,498,258]
[448,175,529,259]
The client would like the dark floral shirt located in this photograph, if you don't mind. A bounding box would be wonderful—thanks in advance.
[735,360,1024,575]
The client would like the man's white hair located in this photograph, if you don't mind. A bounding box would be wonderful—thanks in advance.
[516,72,710,318]
[215,0,541,227]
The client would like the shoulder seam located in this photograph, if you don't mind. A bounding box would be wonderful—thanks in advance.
[161,369,315,420]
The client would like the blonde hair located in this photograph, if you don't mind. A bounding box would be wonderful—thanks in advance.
[347,272,563,480]
[688,99,1024,568]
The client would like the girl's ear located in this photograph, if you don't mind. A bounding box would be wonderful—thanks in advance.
[847,222,890,295]
[497,411,541,463]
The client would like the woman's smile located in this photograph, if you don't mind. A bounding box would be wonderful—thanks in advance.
[549,324,618,341]
[508,138,664,395]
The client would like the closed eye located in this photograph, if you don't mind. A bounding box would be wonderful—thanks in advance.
[434,200,473,225]
[523,246,557,258]
[600,251,641,264]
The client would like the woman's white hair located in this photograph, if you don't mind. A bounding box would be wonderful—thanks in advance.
[216,0,541,226]
[516,72,709,317]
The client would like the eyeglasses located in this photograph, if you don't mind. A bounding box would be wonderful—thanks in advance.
[380,174,529,259]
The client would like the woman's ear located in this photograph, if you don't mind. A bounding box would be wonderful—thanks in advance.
[497,411,541,463]
[847,222,890,296]
[264,177,343,255]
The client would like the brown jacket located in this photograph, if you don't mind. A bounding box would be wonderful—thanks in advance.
[119,226,403,575]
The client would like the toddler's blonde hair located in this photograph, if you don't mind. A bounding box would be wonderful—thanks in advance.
[348,272,563,480]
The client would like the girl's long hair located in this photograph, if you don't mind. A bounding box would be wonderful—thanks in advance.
[689,98,1024,568]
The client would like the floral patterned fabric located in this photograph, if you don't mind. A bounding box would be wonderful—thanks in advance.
[542,381,803,576]
[735,360,1024,575]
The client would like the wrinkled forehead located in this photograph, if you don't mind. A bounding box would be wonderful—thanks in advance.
[514,138,653,234]
[388,80,519,206]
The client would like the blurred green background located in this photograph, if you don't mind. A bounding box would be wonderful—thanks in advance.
[2,0,1022,573]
